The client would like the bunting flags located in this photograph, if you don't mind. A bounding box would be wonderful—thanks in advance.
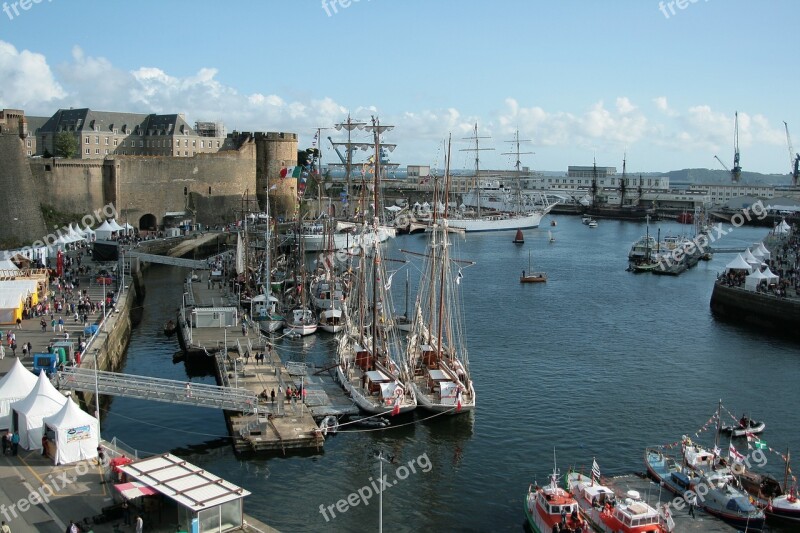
[591,458,601,483]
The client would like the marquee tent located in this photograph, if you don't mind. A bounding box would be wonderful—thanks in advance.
[42,396,99,465]
[107,219,124,232]
[0,287,26,324]
[754,242,771,260]
[0,358,38,431]
[94,220,116,241]
[762,267,780,284]
[11,371,67,450]
[724,254,753,274]
[776,219,791,234]
[744,268,769,292]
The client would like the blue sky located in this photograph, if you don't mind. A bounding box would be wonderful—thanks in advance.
[1,0,798,175]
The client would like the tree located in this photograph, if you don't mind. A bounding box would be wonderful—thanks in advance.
[54,131,77,159]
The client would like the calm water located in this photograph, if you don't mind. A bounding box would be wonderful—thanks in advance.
[101,217,800,532]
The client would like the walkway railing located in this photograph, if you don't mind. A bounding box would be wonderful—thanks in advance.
[58,366,258,414]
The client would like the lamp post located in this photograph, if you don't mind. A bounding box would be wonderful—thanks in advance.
[93,348,101,441]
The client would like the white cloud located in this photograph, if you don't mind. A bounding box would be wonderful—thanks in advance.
[0,40,65,109]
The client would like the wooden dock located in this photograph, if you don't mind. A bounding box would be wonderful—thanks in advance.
[284,362,360,418]
[605,473,745,532]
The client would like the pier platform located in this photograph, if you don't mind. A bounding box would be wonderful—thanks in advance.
[284,362,359,418]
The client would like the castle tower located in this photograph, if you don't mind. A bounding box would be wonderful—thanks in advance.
[255,132,298,217]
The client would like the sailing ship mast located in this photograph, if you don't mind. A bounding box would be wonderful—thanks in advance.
[502,129,533,214]
[332,115,367,219]
[460,123,494,218]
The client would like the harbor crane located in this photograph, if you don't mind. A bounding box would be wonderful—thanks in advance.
[784,121,800,186]
[731,111,742,183]
[714,112,742,182]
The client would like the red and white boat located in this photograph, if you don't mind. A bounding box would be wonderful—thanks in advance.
[567,469,673,532]
[524,466,584,533]
[768,487,800,523]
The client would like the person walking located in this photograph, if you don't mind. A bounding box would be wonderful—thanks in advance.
[135,515,143,533]
[10,431,19,456]
[1,432,7,455]
[0,344,4,360]
[15,318,21,330]
[1,520,11,533]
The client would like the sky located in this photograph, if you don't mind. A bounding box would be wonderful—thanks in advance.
[1,0,798,176]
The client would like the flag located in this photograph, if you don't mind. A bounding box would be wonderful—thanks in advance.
[592,458,601,483]
[456,389,463,412]
[729,443,745,463]
[291,165,302,178]
[384,272,394,290]
[747,433,768,450]
[391,402,400,416]
[713,445,721,457]
[456,270,463,285]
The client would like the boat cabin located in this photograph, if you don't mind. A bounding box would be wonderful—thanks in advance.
[364,370,391,395]
[354,343,372,370]
[578,483,615,508]
[420,344,438,368]
[684,444,715,471]
[426,369,459,405]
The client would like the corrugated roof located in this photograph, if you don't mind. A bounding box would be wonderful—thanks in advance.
[118,453,250,512]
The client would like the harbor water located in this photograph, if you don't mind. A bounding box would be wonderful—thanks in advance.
[101,216,800,532]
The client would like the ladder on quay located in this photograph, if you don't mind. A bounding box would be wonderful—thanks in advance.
[56,366,258,414]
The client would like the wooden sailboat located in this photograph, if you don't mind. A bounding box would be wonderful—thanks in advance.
[334,116,416,415]
[405,135,476,414]
[513,228,524,244]
[520,250,546,283]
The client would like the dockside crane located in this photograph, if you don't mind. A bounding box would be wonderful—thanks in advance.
[731,111,742,183]
[784,121,800,186]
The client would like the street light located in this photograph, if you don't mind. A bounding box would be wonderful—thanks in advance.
[93,348,101,441]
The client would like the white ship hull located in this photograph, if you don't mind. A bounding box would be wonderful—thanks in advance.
[446,210,548,232]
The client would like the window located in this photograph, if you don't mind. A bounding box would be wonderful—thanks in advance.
[216,141,220,148]
[26,139,31,147]
[27,150,31,156]
[105,137,109,145]
[113,129,118,134]
[104,149,109,155]
[139,141,143,147]
[95,148,99,154]
[95,136,99,144]
[84,136,89,144]
[192,140,196,147]
[184,150,188,156]
[85,148,90,154]
[113,139,118,146]
[201,140,205,148]
[184,139,188,147]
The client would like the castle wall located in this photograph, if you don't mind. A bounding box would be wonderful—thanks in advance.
[0,135,47,247]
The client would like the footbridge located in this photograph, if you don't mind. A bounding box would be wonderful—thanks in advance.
[57,367,258,414]
[125,251,209,269]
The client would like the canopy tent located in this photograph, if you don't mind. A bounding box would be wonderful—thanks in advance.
[106,219,124,232]
[42,396,99,465]
[0,279,41,305]
[742,248,760,264]
[0,287,26,325]
[94,220,116,241]
[750,247,765,260]
[744,269,769,292]
[0,358,38,431]
[10,371,67,450]
[79,225,96,239]
[67,224,86,243]
[724,254,753,273]
[762,267,780,284]
[121,222,135,234]
[754,242,771,260]
[776,219,791,234]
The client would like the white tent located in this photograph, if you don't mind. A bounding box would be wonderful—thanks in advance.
[755,242,771,260]
[0,358,38,431]
[744,269,768,292]
[751,247,764,260]
[724,254,753,273]
[94,220,116,241]
[122,222,134,234]
[0,258,19,271]
[107,219,124,232]
[68,224,86,242]
[742,248,759,264]
[42,396,99,465]
[776,219,791,234]
[762,267,780,284]
[0,288,25,325]
[10,372,67,450]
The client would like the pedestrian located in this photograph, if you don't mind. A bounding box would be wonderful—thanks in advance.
[185,382,192,398]
[21,344,27,358]
[1,432,7,455]
[241,322,247,336]
[688,495,695,518]
[0,344,4,360]
[270,388,275,403]
[58,317,64,332]
[1,520,11,533]
[51,318,56,332]
[135,515,143,533]
[40,318,46,331]
[41,435,48,457]
[122,500,131,525]
[10,342,15,358]
[66,519,80,533]
[10,431,19,455]
[15,318,21,330]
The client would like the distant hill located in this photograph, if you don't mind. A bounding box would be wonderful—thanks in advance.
[659,168,791,186]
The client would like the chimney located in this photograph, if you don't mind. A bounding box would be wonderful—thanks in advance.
[19,116,28,139]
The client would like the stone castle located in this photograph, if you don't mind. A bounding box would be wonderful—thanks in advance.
[0,108,298,247]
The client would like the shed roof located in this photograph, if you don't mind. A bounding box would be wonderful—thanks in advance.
[118,453,250,512]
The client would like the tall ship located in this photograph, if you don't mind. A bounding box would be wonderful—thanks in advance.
[447,124,553,232]
[404,138,476,414]
[335,117,416,415]
[584,157,655,221]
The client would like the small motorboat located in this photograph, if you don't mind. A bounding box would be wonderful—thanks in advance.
[513,228,524,244]
[550,219,557,227]
[588,219,598,228]
[347,415,390,428]
[721,415,766,437]
[163,319,177,336]
[582,214,592,225]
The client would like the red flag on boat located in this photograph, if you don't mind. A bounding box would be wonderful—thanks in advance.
[391,402,400,416]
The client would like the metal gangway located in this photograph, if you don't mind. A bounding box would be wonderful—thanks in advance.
[57,367,258,414]
[126,251,209,270]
